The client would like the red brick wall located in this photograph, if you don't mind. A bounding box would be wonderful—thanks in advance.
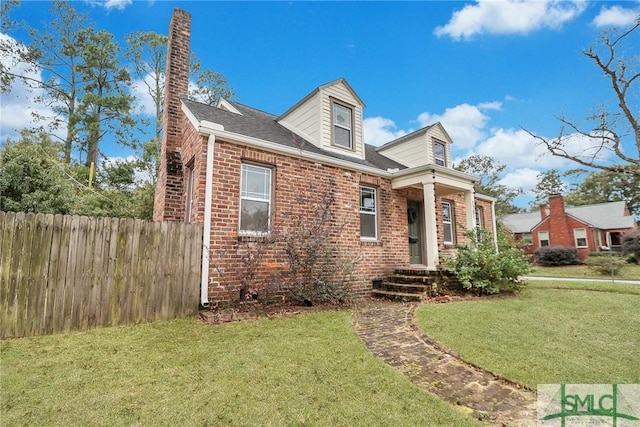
[531,195,594,260]
[154,9,191,222]
[199,140,493,305]
[204,140,419,305]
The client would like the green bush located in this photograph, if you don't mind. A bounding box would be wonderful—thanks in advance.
[534,246,581,266]
[445,228,531,295]
[584,256,628,275]
[622,231,640,263]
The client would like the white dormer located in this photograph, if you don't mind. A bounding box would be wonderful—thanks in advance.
[277,78,365,160]
[376,122,453,169]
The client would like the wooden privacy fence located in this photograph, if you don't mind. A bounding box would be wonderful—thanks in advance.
[0,212,203,339]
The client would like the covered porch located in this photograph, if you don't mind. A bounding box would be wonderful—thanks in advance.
[390,165,480,269]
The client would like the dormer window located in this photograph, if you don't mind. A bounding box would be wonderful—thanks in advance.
[332,101,353,149]
[434,141,446,166]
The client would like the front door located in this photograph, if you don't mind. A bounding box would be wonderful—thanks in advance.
[407,200,422,264]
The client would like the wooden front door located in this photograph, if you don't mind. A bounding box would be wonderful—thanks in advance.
[407,200,422,264]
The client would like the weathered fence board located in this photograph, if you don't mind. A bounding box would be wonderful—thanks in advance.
[0,212,203,339]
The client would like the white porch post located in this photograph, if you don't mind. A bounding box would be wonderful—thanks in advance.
[422,181,439,268]
[464,190,476,231]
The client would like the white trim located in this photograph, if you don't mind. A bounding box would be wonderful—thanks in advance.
[216,98,242,115]
[201,134,215,306]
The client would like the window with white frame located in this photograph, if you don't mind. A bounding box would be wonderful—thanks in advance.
[360,186,377,239]
[185,164,195,223]
[240,164,272,233]
[442,201,454,244]
[539,230,550,247]
[574,228,588,248]
[434,141,446,166]
[522,232,533,246]
[333,102,353,149]
[475,206,483,229]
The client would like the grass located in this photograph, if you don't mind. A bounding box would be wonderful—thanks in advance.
[529,263,640,280]
[415,280,640,389]
[1,310,481,427]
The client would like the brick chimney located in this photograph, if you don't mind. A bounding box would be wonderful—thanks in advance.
[153,8,191,222]
[540,204,547,220]
[548,194,572,246]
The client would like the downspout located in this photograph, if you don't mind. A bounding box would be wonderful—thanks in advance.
[200,134,215,306]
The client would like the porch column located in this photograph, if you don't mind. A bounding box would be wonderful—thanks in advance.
[422,181,439,268]
[464,190,476,231]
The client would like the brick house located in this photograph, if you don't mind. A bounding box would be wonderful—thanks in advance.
[503,194,638,261]
[154,9,497,306]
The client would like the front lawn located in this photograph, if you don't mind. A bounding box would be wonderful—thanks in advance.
[530,263,640,280]
[1,310,480,427]
[415,281,640,389]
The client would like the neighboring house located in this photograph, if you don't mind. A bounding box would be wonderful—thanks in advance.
[503,194,638,260]
[154,9,497,306]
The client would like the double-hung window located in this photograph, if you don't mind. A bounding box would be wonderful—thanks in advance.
[240,164,272,233]
[442,201,454,244]
[574,228,587,248]
[475,206,483,229]
[434,141,446,166]
[333,102,353,149]
[539,230,550,247]
[360,186,377,239]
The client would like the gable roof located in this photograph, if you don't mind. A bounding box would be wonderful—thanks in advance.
[501,211,541,233]
[277,78,364,121]
[181,96,405,172]
[566,201,636,229]
[502,200,636,233]
[376,122,452,152]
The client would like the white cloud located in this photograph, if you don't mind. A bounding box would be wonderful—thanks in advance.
[498,168,542,193]
[417,102,499,149]
[434,0,587,40]
[592,5,640,28]
[363,117,408,146]
[86,0,133,11]
[0,33,64,143]
[130,72,162,117]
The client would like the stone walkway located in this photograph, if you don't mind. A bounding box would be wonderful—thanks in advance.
[352,301,537,426]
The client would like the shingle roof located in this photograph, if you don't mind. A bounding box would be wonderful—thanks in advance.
[502,211,542,233]
[181,97,406,172]
[502,200,635,232]
[566,201,636,229]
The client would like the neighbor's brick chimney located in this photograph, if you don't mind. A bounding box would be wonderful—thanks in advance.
[540,204,547,220]
[153,8,191,222]
[548,194,572,246]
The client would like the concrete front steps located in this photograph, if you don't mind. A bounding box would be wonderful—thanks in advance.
[372,268,447,302]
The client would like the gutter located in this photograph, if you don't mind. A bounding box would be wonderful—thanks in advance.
[200,134,215,306]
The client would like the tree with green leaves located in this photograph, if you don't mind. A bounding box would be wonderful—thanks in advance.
[0,130,75,214]
[564,167,640,218]
[526,19,639,178]
[75,28,135,168]
[0,1,89,163]
[530,168,565,208]
[454,155,522,217]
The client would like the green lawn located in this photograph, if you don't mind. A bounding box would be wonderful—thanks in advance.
[1,310,481,427]
[530,263,640,280]
[415,281,640,389]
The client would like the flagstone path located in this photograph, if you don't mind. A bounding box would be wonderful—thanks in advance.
[352,301,537,426]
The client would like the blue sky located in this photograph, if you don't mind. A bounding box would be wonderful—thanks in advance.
[2,1,639,207]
